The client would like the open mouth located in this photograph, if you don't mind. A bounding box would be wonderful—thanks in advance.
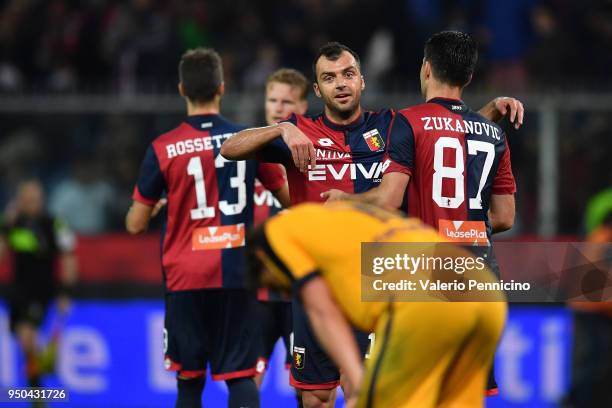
[334,93,351,102]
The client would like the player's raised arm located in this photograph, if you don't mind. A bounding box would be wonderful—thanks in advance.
[478,96,524,129]
[220,122,316,172]
[220,124,285,160]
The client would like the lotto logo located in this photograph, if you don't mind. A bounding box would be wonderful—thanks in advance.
[318,138,334,147]
[192,224,245,250]
[438,220,489,244]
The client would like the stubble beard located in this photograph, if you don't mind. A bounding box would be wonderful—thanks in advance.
[324,94,360,121]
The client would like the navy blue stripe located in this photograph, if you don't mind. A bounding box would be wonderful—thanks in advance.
[366,302,394,408]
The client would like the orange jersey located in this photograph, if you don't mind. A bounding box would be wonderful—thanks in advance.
[259,201,448,331]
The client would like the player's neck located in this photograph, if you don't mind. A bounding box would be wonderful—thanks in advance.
[187,100,220,116]
[324,106,362,126]
[425,83,463,103]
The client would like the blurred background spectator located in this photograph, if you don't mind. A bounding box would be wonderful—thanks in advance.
[0,0,609,93]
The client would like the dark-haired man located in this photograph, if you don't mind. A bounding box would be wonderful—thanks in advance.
[126,48,286,408]
[323,32,516,235]
[323,31,517,396]
[221,41,521,407]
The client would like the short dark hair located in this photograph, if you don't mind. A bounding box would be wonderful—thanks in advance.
[179,48,223,103]
[312,42,361,81]
[424,31,478,87]
[266,68,310,100]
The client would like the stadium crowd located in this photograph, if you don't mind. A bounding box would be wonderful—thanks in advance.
[0,0,611,93]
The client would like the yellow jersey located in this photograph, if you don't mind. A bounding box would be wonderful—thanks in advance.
[258,201,448,332]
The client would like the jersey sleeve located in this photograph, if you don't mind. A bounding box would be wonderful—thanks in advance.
[384,113,415,176]
[256,213,318,288]
[256,163,286,192]
[133,144,165,206]
[256,114,297,164]
[492,138,517,195]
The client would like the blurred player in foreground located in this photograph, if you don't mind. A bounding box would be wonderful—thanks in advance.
[0,180,77,389]
[247,201,507,408]
[254,68,309,389]
[222,41,521,406]
[126,48,286,408]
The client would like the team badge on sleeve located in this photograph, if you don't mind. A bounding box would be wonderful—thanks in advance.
[363,129,385,152]
[293,346,306,370]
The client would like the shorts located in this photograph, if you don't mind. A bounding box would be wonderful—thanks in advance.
[257,300,292,370]
[359,302,506,408]
[290,296,373,390]
[164,289,261,380]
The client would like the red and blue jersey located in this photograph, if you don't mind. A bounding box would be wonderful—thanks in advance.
[385,97,516,243]
[254,170,287,302]
[133,114,285,292]
[253,179,283,227]
[258,110,394,204]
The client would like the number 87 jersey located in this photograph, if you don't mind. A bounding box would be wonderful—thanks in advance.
[385,97,516,243]
[133,114,286,291]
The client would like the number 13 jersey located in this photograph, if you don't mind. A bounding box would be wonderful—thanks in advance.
[385,97,516,243]
[133,114,285,291]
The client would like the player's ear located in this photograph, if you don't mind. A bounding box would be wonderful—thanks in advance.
[178,82,185,97]
[313,82,321,98]
[297,100,308,115]
[423,60,432,79]
[464,74,473,88]
[361,75,365,91]
[217,82,225,97]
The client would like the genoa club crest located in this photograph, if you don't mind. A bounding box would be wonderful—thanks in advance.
[363,129,385,152]
[293,346,305,370]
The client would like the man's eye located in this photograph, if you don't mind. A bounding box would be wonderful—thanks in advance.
[346,72,354,78]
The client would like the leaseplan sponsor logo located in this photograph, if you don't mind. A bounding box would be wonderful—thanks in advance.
[439,220,489,245]
[192,223,245,250]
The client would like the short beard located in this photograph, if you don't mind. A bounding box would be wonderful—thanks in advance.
[325,97,360,121]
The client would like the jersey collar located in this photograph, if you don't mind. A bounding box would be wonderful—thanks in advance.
[321,111,366,131]
[184,114,222,131]
[427,97,468,114]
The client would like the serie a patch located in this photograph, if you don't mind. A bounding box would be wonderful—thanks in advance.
[363,129,385,152]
